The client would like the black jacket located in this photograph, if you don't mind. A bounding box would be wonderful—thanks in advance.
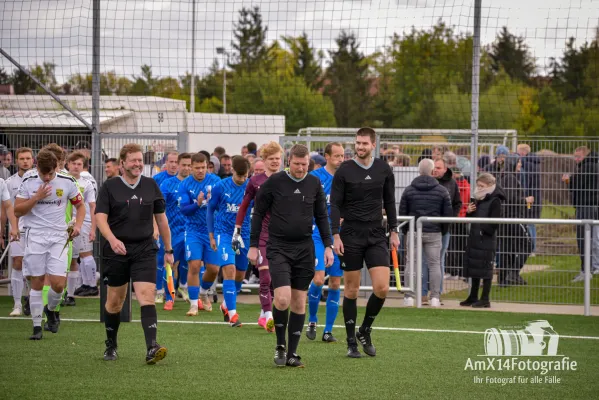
[569,152,599,208]
[498,156,527,221]
[520,153,542,219]
[463,186,506,279]
[398,175,453,233]
[437,168,462,217]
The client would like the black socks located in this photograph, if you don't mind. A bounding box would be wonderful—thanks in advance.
[140,305,158,349]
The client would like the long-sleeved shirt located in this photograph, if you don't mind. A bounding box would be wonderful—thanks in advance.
[250,171,332,248]
[235,172,270,246]
[329,158,398,234]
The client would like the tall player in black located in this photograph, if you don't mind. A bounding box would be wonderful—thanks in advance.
[330,127,400,358]
[248,144,334,368]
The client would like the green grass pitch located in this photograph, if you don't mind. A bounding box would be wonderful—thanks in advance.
[1,297,598,400]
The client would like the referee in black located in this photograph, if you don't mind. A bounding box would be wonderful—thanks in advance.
[248,144,333,368]
[95,143,174,364]
[330,127,399,358]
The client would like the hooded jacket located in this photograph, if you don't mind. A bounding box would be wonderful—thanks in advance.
[463,185,506,279]
[569,152,599,208]
[437,168,462,218]
[398,175,453,233]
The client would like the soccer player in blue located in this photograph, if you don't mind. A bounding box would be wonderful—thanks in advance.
[153,151,179,304]
[306,142,346,342]
[179,152,222,316]
[159,152,192,311]
[206,156,251,327]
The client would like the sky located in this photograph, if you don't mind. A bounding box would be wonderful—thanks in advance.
[0,0,598,83]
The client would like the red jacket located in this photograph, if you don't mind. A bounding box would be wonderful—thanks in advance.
[456,176,471,218]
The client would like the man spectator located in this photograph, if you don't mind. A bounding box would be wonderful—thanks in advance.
[431,145,446,160]
[241,146,249,157]
[311,154,326,170]
[218,154,233,179]
[400,159,453,308]
[0,145,11,180]
[245,153,256,165]
[213,146,226,159]
[4,152,16,175]
[485,145,509,176]
[562,146,599,281]
[247,142,257,156]
[393,154,411,167]
[517,144,541,255]
[251,158,265,176]
[209,155,220,175]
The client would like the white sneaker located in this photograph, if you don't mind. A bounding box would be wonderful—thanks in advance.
[443,273,451,279]
[155,290,165,304]
[430,298,441,308]
[9,306,22,317]
[403,297,414,307]
[572,273,585,283]
[248,275,259,284]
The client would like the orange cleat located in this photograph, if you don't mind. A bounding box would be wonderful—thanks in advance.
[163,300,174,311]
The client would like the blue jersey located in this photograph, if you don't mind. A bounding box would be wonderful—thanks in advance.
[160,175,186,238]
[310,167,334,239]
[178,173,222,235]
[154,170,177,187]
[207,177,251,239]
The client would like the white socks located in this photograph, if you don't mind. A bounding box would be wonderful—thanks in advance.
[47,288,63,311]
[67,270,80,297]
[11,269,24,307]
[81,256,98,287]
[30,289,43,327]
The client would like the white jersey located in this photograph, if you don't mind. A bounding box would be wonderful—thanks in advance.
[6,172,27,230]
[74,176,95,225]
[17,171,82,233]
[81,171,98,193]
[0,178,10,220]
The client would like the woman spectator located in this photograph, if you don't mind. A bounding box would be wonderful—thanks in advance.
[460,173,505,308]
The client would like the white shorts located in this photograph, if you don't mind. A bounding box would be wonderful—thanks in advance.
[10,233,26,258]
[23,231,69,277]
[73,224,93,258]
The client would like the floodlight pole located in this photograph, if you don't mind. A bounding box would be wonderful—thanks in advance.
[470,0,482,177]
[190,0,196,113]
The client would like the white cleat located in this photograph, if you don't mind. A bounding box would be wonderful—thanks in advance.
[155,290,165,304]
[199,294,212,312]
[178,287,189,303]
[10,307,23,317]
[403,297,414,307]
[186,305,198,317]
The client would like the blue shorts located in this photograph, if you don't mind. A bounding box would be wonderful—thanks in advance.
[185,232,220,266]
[173,235,187,266]
[157,238,165,268]
[216,234,249,271]
[314,237,342,277]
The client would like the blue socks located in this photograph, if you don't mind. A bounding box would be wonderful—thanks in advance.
[199,266,206,288]
[178,261,188,286]
[325,289,340,333]
[308,283,323,324]
[188,286,199,303]
[235,280,242,294]
[223,280,236,312]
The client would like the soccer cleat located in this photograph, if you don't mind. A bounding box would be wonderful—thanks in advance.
[23,296,30,316]
[9,306,22,317]
[229,313,242,328]
[155,291,164,304]
[403,297,414,307]
[258,317,266,329]
[74,285,89,296]
[346,338,362,358]
[273,345,287,367]
[104,340,118,361]
[163,300,174,311]
[220,303,229,322]
[306,322,317,340]
[198,298,204,311]
[29,326,43,340]
[146,343,168,365]
[322,332,337,343]
[178,286,189,303]
[44,306,60,334]
[84,286,99,297]
[186,304,198,317]
[63,296,76,306]
[356,328,376,357]
[286,353,305,368]
[265,317,275,333]
[199,294,212,311]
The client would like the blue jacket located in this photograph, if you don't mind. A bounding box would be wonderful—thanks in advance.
[520,153,542,219]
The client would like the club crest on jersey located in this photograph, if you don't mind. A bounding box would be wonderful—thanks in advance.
[56,189,63,197]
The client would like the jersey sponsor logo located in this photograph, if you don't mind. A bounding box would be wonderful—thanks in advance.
[38,199,62,206]
[294,188,301,194]
[226,203,240,213]
[56,188,63,197]
[365,175,372,180]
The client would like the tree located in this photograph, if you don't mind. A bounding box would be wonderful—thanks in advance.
[0,68,9,84]
[29,62,59,93]
[281,33,324,89]
[230,6,269,75]
[11,68,34,94]
[323,31,371,127]
[130,64,157,95]
[489,27,536,83]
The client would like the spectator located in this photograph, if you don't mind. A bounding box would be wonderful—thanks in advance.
[418,157,462,303]
[477,155,490,172]
[517,143,541,255]
[394,154,411,167]
[343,147,352,161]
[209,155,220,176]
[104,158,120,179]
[241,146,249,157]
[446,165,471,279]
[245,153,256,164]
[460,173,505,308]
[247,142,257,155]
[417,149,432,164]
[498,155,533,286]
[200,150,211,160]
[4,151,16,175]
[308,158,315,172]
[455,147,472,179]
[431,145,446,160]
[218,154,233,178]
[252,158,265,176]
[485,145,509,175]
[311,154,326,170]
[562,146,599,281]
[213,146,226,159]
[400,159,453,308]
[0,145,11,179]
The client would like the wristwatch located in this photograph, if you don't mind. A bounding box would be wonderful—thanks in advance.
[165,249,174,254]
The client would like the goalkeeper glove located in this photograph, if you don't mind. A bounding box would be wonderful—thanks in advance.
[232,228,245,255]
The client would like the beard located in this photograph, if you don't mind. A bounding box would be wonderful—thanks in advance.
[356,149,372,160]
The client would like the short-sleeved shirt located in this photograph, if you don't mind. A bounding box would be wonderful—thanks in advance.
[80,171,98,193]
[154,170,177,188]
[208,177,251,238]
[160,175,186,238]
[6,172,26,229]
[95,176,166,244]
[74,176,96,225]
[178,173,222,236]
[17,171,82,232]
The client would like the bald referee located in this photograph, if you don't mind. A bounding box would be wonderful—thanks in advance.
[248,144,333,368]
[95,143,174,364]
[330,127,399,358]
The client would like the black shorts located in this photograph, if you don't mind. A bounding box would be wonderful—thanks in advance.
[266,240,315,291]
[102,239,158,287]
[339,222,389,271]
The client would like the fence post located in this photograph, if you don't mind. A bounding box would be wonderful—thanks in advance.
[177,131,189,153]
[584,222,591,316]
[408,217,415,291]
[470,0,482,175]
[416,219,423,308]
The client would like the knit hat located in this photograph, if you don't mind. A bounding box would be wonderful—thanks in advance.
[495,145,510,156]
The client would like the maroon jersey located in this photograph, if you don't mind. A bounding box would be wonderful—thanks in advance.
[236,172,270,246]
